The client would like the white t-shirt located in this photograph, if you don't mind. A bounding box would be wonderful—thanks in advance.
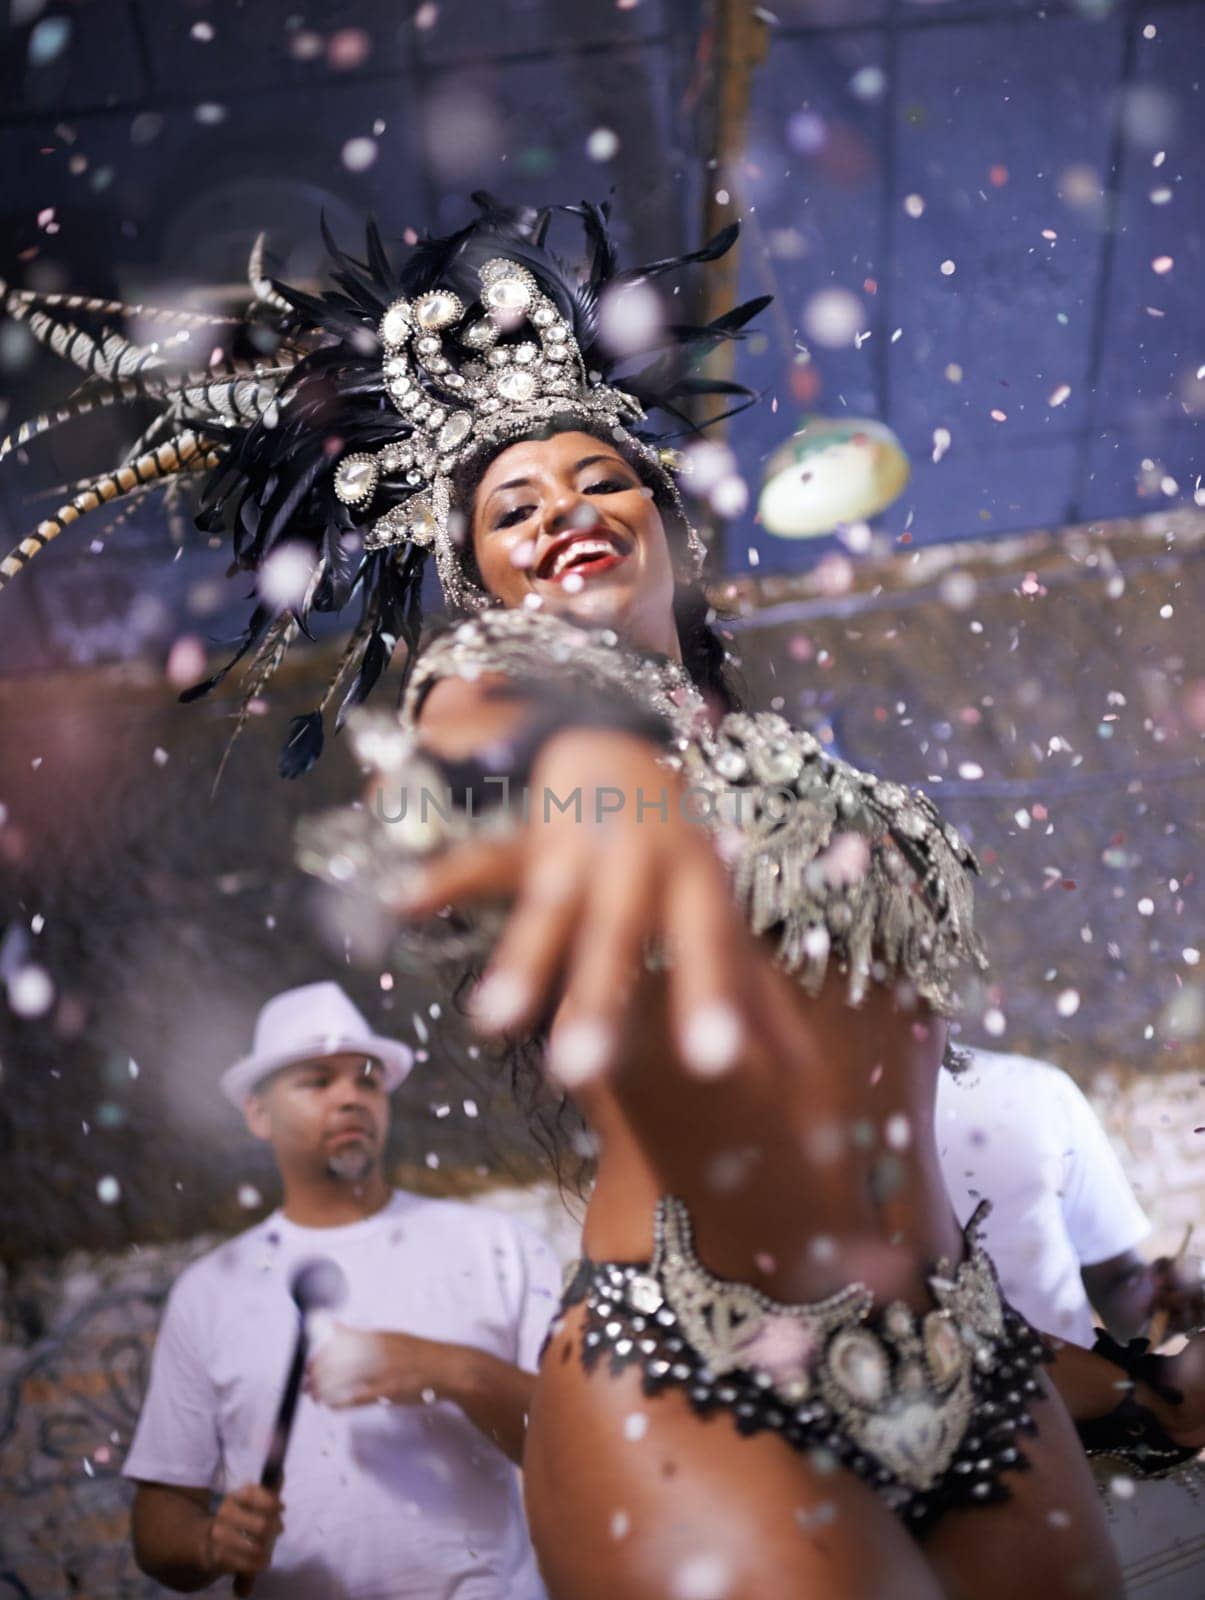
[936,1049,1150,1344]
[124,1190,561,1600]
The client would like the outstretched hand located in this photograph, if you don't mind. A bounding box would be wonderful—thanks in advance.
[395,727,801,1089]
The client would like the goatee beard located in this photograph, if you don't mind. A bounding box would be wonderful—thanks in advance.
[326,1148,375,1184]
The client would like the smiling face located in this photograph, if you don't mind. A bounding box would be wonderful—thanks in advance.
[245,1052,390,1187]
[469,429,682,659]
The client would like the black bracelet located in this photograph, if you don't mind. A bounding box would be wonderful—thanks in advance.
[425,679,674,815]
[1075,1331,1198,1477]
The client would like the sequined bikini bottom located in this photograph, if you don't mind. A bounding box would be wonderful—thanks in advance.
[558,1197,1051,1534]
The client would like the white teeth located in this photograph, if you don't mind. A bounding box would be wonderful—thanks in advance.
[547,536,617,580]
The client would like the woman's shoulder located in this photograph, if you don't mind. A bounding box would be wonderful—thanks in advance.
[403,606,701,728]
[688,707,985,1013]
[706,708,978,872]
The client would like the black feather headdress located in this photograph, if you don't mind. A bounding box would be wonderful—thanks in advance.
[0,195,768,776]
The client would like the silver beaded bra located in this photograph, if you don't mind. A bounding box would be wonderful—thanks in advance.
[297,607,986,1016]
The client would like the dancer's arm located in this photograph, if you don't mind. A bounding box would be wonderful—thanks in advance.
[1045,1329,1205,1448]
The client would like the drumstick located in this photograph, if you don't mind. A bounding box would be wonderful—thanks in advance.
[233,1257,347,1597]
[1147,1223,1194,1350]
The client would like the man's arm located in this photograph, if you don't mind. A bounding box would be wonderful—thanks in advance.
[131,1480,284,1592]
[306,1326,534,1465]
[1084,1248,1205,1343]
[1082,1249,1158,1342]
[430,1344,535,1466]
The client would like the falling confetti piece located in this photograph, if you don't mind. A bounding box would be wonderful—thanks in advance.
[802,287,864,349]
[8,965,54,1017]
[328,27,373,69]
[885,1113,911,1150]
[97,1175,121,1205]
[939,259,956,276]
[849,66,886,101]
[586,127,620,162]
[1048,384,1071,407]
[672,1554,732,1600]
[984,1007,1006,1037]
[1152,255,1173,274]
[1137,898,1154,916]
[958,761,984,780]
[623,1412,648,1441]
[903,194,925,218]
[1056,989,1080,1018]
[342,137,378,172]
[990,409,1007,422]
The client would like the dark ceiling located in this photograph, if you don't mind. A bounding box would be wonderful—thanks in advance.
[0,0,1201,678]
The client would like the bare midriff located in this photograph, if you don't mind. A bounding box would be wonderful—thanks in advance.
[570,961,965,1316]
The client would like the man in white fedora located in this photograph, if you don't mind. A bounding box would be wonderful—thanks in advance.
[123,980,560,1599]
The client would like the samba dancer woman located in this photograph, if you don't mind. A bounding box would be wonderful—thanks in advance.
[2,199,1200,1599]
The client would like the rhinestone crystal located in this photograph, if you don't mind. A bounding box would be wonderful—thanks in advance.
[481,264,534,316]
[496,368,537,402]
[333,454,379,506]
[437,412,473,452]
[414,289,463,330]
[379,300,411,345]
[628,1274,664,1315]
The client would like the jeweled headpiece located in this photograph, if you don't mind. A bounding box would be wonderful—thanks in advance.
[0,194,767,773]
[334,250,705,612]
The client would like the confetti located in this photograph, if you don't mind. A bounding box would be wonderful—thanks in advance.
[623,1412,648,1441]
[8,965,54,1017]
[598,281,663,358]
[259,545,317,608]
[342,137,379,172]
[1056,989,1080,1018]
[328,28,373,69]
[1152,255,1173,275]
[849,66,886,102]
[671,1554,732,1600]
[97,1175,121,1205]
[903,194,925,218]
[802,287,863,349]
[1048,384,1071,407]
[939,259,956,277]
[586,127,620,162]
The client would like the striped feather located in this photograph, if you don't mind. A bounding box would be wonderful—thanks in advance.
[248,232,294,315]
[0,279,240,329]
[0,431,217,591]
[0,362,291,465]
[211,611,300,793]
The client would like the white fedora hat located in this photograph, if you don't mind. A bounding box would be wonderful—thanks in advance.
[221,981,413,1106]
